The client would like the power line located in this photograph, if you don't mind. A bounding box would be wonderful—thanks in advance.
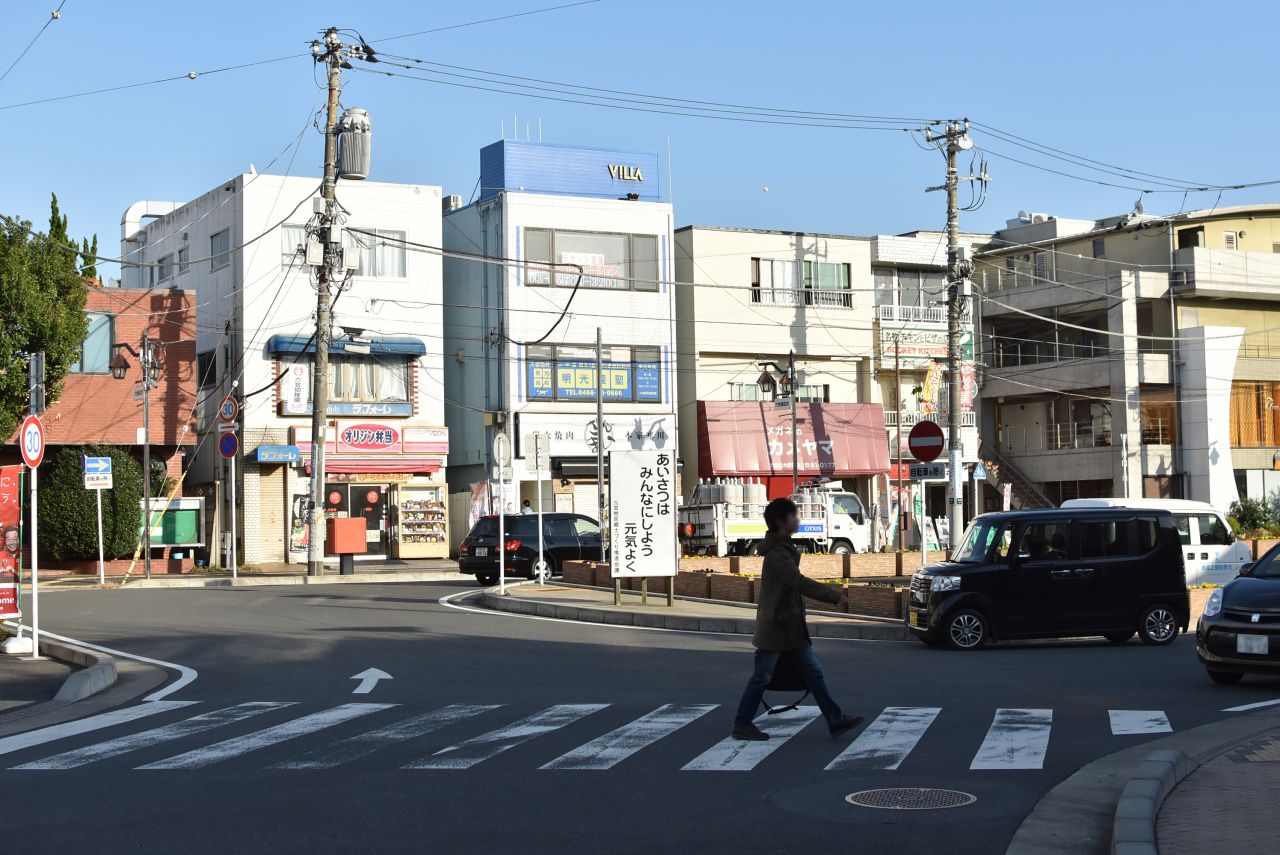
[0,1,67,87]
[368,0,604,43]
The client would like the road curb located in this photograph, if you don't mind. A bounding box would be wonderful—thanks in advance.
[477,588,908,640]
[1111,750,1196,855]
[122,570,465,588]
[40,638,117,702]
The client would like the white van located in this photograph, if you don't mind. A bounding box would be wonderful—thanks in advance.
[1061,499,1251,586]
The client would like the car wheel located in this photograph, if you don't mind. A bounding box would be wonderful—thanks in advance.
[1104,630,1136,644]
[830,541,853,556]
[1137,605,1179,645]
[944,609,988,650]
[531,555,557,582]
[1207,669,1244,685]
[476,573,498,586]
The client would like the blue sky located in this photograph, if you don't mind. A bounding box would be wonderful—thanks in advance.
[4,0,1278,273]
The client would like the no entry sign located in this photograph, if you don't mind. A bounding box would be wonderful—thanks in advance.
[907,420,945,463]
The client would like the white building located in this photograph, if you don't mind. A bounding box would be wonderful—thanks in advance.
[120,174,449,565]
[443,140,677,522]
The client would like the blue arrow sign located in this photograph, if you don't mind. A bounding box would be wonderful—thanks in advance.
[82,456,112,474]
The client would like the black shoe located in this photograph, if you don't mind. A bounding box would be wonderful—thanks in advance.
[731,723,770,741]
[828,714,864,737]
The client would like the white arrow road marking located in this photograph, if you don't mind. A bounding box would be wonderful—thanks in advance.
[0,701,196,757]
[970,708,1052,770]
[683,706,820,772]
[273,704,501,769]
[409,704,609,770]
[137,703,395,769]
[825,706,941,770]
[541,704,717,770]
[14,703,291,770]
[1224,698,1280,713]
[351,668,392,694]
[1109,710,1172,735]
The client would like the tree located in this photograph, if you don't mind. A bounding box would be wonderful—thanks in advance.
[80,234,98,281]
[40,445,147,560]
[0,195,89,439]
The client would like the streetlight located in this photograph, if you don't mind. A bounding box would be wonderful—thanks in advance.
[758,351,799,496]
[111,336,158,580]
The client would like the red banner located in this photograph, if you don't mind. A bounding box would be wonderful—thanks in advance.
[0,465,22,618]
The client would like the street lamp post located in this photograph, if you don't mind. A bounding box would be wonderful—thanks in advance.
[111,335,158,580]
[758,352,799,496]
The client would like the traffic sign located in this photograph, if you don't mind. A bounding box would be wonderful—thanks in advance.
[492,466,513,481]
[217,421,239,432]
[492,432,511,468]
[907,420,945,463]
[523,432,551,475]
[218,432,239,459]
[82,455,113,490]
[910,463,947,481]
[217,395,239,423]
[19,415,44,468]
[972,461,987,481]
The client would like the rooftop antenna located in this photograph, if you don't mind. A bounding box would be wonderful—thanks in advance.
[526,121,530,142]
[538,117,542,142]
[500,119,504,140]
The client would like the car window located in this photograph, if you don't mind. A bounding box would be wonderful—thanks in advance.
[952,520,1008,563]
[507,516,538,538]
[1136,518,1159,553]
[832,494,865,524]
[1251,546,1280,578]
[1194,514,1231,547]
[1076,520,1134,559]
[574,517,601,538]
[1017,522,1069,562]
[1173,515,1192,545]
[547,517,576,539]
[470,517,497,538]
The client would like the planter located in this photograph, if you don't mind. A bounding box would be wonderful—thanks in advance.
[591,563,614,588]
[709,574,754,604]
[674,571,712,599]
[847,585,904,619]
[561,561,594,586]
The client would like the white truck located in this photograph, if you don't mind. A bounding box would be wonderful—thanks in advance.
[679,479,873,556]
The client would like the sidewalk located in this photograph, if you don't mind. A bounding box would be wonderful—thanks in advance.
[0,653,71,713]
[1157,720,1280,853]
[43,558,462,589]
[476,582,908,640]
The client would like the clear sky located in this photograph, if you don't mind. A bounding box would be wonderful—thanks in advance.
[4,0,1278,273]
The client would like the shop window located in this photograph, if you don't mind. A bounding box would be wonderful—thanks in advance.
[527,228,659,291]
[210,229,231,271]
[327,356,411,403]
[525,343,662,402]
[345,228,407,278]
[70,313,113,373]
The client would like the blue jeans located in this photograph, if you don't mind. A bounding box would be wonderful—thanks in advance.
[733,645,843,728]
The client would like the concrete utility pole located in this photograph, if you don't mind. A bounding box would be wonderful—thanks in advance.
[788,350,798,496]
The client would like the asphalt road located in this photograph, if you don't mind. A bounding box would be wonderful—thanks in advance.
[5,580,1277,855]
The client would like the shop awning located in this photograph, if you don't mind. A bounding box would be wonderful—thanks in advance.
[268,334,427,357]
[305,458,441,475]
[697,401,889,478]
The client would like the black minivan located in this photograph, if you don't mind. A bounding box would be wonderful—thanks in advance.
[908,508,1189,650]
[459,513,602,585]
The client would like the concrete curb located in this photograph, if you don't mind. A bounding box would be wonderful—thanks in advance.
[1111,750,1197,855]
[39,639,117,703]
[477,589,909,640]
[123,570,466,588]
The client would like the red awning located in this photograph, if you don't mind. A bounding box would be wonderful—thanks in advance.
[697,401,889,478]
[305,458,441,475]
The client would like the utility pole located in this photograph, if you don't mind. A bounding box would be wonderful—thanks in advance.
[141,335,153,580]
[894,336,903,575]
[596,329,616,605]
[788,350,798,496]
[925,119,976,549]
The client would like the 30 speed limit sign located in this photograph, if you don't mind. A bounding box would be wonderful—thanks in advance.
[20,414,44,468]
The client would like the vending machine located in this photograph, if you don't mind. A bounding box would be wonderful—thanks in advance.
[392,483,449,559]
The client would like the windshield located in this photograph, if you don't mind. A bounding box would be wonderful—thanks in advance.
[951,519,1010,564]
[1250,545,1280,578]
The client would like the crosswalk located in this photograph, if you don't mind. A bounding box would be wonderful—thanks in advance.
[0,700,1180,775]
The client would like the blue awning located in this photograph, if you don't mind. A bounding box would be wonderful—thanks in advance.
[267,335,426,357]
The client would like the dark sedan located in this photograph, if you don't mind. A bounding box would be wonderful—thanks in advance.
[458,513,603,585]
[1197,544,1280,684]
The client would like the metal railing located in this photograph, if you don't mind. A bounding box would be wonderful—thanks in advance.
[752,288,854,309]
[876,304,972,324]
[885,410,977,428]
[1141,418,1174,445]
[1046,423,1112,450]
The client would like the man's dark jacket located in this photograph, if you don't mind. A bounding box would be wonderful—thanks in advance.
[752,533,842,650]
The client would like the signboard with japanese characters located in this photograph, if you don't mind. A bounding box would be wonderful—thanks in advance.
[608,450,677,578]
[517,414,673,459]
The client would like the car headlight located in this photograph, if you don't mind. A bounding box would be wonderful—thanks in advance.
[1203,588,1223,617]
[930,575,962,593]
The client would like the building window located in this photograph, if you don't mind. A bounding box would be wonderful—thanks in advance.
[281,224,308,265]
[749,258,800,305]
[526,228,659,291]
[1140,395,1176,445]
[177,245,190,275]
[70,313,113,373]
[327,356,411,403]
[210,229,231,271]
[345,228,407,278]
[1033,251,1048,282]
[796,383,828,403]
[1230,381,1280,447]
[525,343,663,402]
[729,382,763,402]
[1092,238,1106,259]
[1224,231,1238,251]
[196,350,217,389]
[802,261,852,308]
[158,254,174,281]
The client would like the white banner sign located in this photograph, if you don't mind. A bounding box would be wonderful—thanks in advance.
[609,449,677,578]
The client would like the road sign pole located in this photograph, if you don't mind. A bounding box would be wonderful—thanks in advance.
[28,465,39,660]
[536,434,545,586]
[498,470,505,596]
[229,453,238,580]
[95,487,104,585]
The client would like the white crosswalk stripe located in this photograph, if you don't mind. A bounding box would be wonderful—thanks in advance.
[825,706,941,771]
[0,701,196,758]
[970,708,1053,770]
[541,704,717,770]
[1109,710,1172,735]
[137,703,395,770]
[408,704,609,770]
[273,704,501,769]
[682,706,819,772]
[14,702,291,770]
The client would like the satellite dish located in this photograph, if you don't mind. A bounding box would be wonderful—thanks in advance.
[1134,198,1145,216]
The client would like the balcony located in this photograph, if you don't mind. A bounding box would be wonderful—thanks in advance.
[1175,247,1280,301]
[884,410,976,428]
[750,288,854,309]
[876,304,972,325]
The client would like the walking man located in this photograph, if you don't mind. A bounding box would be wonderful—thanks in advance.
[731,497,863,741]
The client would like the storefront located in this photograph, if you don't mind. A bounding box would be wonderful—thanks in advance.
[293,421,449,560]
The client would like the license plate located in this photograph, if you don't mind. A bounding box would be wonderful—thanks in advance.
[909,612,923,628]
[1237,634,1269,655]
[475,547,488,557]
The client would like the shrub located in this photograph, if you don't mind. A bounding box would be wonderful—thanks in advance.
[40,445,146,560]
[1231,498,1273,535]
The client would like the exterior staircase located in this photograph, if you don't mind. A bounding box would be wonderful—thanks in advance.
[979,444,1054,509]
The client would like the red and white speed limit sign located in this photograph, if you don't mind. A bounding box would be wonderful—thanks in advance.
[19,415,44,468]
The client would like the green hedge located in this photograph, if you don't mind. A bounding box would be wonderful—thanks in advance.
[40,445,149,560]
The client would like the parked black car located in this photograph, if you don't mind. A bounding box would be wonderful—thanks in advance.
[1196,544,1280,684]
[459,513,603,585]
[908,508,1190,650]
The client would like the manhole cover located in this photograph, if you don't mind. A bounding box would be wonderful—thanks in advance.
[845,788,976,810]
